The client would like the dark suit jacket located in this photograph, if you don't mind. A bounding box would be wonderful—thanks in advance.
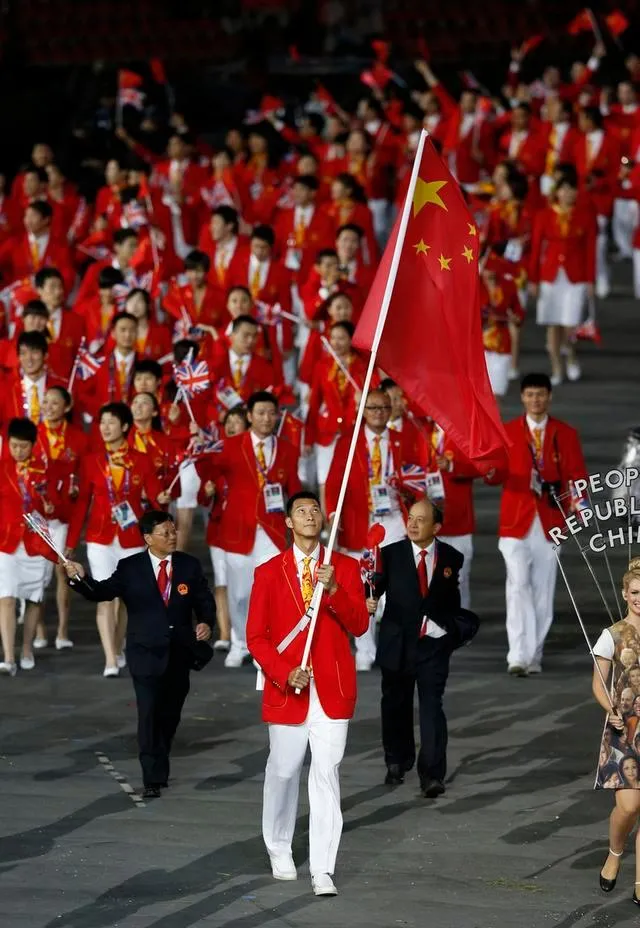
[70,550,216,677]
[374,538,471,672]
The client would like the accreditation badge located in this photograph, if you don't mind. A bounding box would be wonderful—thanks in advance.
[425,470,446,501]
[112,501,138,529]
[371,483,392,515]
[217,385,244,410]
[264,482,285,513]
[530,468,543,497]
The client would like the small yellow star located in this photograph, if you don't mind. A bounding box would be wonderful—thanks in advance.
[462,245,474,264]
[414,239,430,256]
[468,223,477,236]
[438,254,452,271]
[413,178,448,216]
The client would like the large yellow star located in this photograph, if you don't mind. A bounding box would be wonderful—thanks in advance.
[438,254,452,271]
[413,178,448,216]
[461,245,474,264]
[414,239,430,255]
[468,223,477,236]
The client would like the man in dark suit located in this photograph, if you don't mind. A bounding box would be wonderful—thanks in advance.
[63,510,215,799]
[367,496,478,799]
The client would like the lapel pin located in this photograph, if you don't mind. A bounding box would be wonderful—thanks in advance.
[177,583,188,595]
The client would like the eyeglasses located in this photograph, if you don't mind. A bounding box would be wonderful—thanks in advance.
[151,528,177,538]
[365,405,391,412]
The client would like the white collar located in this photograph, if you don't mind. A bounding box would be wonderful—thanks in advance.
[293,543,320,566]
[365,425,388,443]
[114,349,134,366]
[22,372,44,388]
[148,550,172,569]
[411,539,436,558]
[250,430,273,450]
[229,348,249,366]
[526,414,548,431]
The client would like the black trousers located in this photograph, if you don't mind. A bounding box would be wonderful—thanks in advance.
[131,648,191,787]
[380,638,451,783]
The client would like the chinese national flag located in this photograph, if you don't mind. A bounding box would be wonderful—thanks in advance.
[567,10,593,35]
[118,69,143,90]
[605,11,629,36]
[352,132,509,474]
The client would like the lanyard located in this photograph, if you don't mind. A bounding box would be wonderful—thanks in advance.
[104,454,131,508]
[109,354,132,400]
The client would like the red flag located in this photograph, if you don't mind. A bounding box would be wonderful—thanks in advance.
[360,62,393,92]
[567,10,593,34]
[352,134,509,474]
[118,69,143,90]
[372,40,390,64]
[605,11,629,36]
[416,37,430,61]
[150,58,167,84]
[520,34,544,56]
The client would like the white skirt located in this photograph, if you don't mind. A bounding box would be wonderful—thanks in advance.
[175,459,201,510]
[209,545,227,588]
[0,543,48,602]
[484,351,511,397]
[537,270,586,327]
[44,520,69,586]
[86,541,144,582]
[315,438,338,486]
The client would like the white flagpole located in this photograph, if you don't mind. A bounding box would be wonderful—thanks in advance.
[296,129,430,687]
[319,335,359,390]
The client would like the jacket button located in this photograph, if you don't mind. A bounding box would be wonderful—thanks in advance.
[337,417,343,424]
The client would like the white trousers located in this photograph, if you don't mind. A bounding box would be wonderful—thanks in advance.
[347,509,406,661]
[225,527,280,650]
[263,681,348,877]
[633,249,640,300]
[484,351,511,397]
[368,198,392,250]
[498,515,558,667]
[596,214,610,299]
[613,198,638,259]
[439,533,473,610]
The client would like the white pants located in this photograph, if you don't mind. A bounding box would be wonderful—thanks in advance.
[596,214,609,299]
[0,543,48,602]
[633,249,640,300]
[86,541,144,582]
[44,520,68,586]
[225,527,280,650]
[209,545,227,588]
[347,509,406,661]
[498,515,558,667]
[613,198,638,259]
[484,351,511,397]
[263,681,348,877]
[439,533,473,610]
[176,460,201,509]
[368,198,391,249]
[315,439,338,486]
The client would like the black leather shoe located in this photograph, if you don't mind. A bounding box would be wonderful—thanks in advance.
[599,872,617,893]
[633,884,640,905]
[384,764,404,785]
[421,778,445,798]
[142,786,161,799]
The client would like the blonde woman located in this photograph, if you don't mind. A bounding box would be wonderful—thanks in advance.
[593,565,640,904]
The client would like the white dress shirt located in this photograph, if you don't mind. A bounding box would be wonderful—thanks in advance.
[365,425,399,513]
[149,550,173,582]
[293,543,320,587]
[508,130,527,158]
[293,205,314,231]
[248,253,269,291]
[526,413,548,446]
[28,232,49,262]
[114,348,135,374]
[229,348,250,380]
[251,430,275,471]
[22,373,46,410]
[48,308,62,341]
[586,129,604,161]
[216,236,237,269]
[412,540,446,638]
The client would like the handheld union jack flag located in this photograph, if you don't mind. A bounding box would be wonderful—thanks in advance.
[188,424,223,457]
[75,340,105,381]
[398,464,427,495]
[119,87,145,110]
[174,358,210,397]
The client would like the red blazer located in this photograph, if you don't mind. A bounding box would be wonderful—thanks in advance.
[489,415,587,539]
[207,347,279,422]
[325,427,413,551]
[423,425,480,536]
[247,547,369,723]
[323,200,377,266]
[498,129,546,180]
[529,204,597,284]
[574,132,620,217]
[195,430,301,554]
[305,353,369,447]
[128,426,178,485]
[36,419,88,523]
[77,351,138,420]
[274,206,334,285]
[135,322,173,362]
[437,88,494,185]
[0,371,67,430]
[195,235,252,312]
[67,445,163,550]
[541,123,580,178]
[229,255,292,315]
[163,280,230,332]
[0,233,76,293]
[0,456,63,560]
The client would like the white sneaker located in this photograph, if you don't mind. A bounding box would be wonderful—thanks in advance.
[312,873,338,896]
[224,646,249,668]
[528,662,542,674]
[55,638,74,650]
[508,368,519,382]
[116,653,127,669]
[550,373,562,387]
[213,639,231,652]
[0,662,17,676]
[103,665,120,678]
[33,637,48,649]
[270,855,297,881]
[566,361,582,382]
[20,655,35,671]
[355,655,373,672]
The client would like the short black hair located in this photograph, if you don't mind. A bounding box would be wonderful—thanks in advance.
[286,490,321,517]
[247,390,278,413]
[114,228,138,247]
[316,248,338,263]
[293,174,319,192]
[134,359,162,380]
[336,222,364,240]
[23,299,50,319]
[99,401,133,431]
[212,205,239,234]
[34,267,63,289]
[184,249,211,273]
[25,165,49,183]
[379,377,397,392]
[251,224,275,247]
[231,314,259,332]
[139,510,175,538]
[330,320,355,339]
[520,372,552,393]
[173,339,199,363]
[26,199,52,221]
[17,330,48,354]
[110,311,137,330]
[227,285,252,302]
[8,417,37,444]
[98,266,126,290]
[223,405,248,428]
[45,384,72,407]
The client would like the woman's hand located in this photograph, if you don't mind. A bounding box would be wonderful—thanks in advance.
[609,708,625,732]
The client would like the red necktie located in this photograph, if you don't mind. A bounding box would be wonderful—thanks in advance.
[157,559,170,604]
[417,549,429,597]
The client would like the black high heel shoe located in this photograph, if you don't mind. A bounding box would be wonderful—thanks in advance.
[600,849,623,893]
[633,882,640,905]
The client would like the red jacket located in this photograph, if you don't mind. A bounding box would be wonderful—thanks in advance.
[490,415,587,539]
[127,426,178,486]
[11,310,86,381]
[163,279,230,332]
[273,206,334,285]
[207,346,278,422]
[305,353,369,447]
[76,350,138,419]
[67,445,163,549]
[0,370,67,430]
[424,425,480,536]
[529,204,597,284]
[36,419,88,523]
[574,131,620,217]
[0,456,64,560]
[0,233,76,293]
[322,200,377,266]
[247,547,369,723]
[195,430,301,554]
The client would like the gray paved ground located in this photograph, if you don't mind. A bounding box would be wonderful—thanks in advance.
[2,265,640,927]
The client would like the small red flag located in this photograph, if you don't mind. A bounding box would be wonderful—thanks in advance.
[605,11,629,36]
[118,69,143,90]
[567,10,593,35]
[371,40,390,64]
[352,134,509,474]
[288,44,301,63]
[520,34,544,56]
[150,58,167,84]
[416,37,430,61]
